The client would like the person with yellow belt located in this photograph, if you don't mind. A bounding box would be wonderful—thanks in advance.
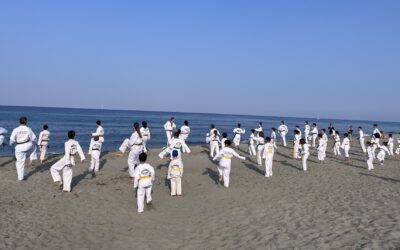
[133,153,155,213]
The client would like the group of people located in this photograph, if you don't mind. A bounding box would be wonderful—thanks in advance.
[1,116,399,214]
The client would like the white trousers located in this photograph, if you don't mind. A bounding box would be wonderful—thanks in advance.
[120,139,143,177]
[248,143,256,156]
[389,144,394,156]
[39,144,48,161]
[0,135,4,145]
[360,139,366,153]
[89,150,101,172]
[210,141,220,157]
[305,132,309,143]
[396,147,400,155]
[166,131,172,144]
[372,144,378,159]
[256,145,265,165]
[343,146,350,158]
[367,157,374,170]
[233,135,241,147]
[137,185,152,213]
[377,151,386,163]
[318,149,326,161]
[293,144,300,159]
[15,143,37,181]
[50,158,73,192]
[170,177,182,196]
[302,153,309,171]
[333,143,341,156]
[217,166,231,188]
[281,132,287,147]
[312,134,317,147]
[265,156,273,177]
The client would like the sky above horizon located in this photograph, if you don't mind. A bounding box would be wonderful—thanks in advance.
[1,1,399,121]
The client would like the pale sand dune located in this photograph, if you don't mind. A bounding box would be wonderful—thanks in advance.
[1,139,400,249]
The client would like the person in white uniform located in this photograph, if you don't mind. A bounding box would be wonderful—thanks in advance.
[232,124,246,148]
[248,129,256,156]
[295,126,302,138]
[118,123,144,178]
[213,140,246,188]
[388,134,394,156]
[88,134,104,173]
[304,121,311,143]
[164,117,176,145]
[167,150,184,196]
[278,121,289,147]
[95,120,105,138]
[317,133,327,164]
[0,127,8,146]
[358,127,367,153]
[255,122,263,135]
[310,123,318,148]
[221,132,228,150]
[206,124,220,144]
[38,124,50,164]
[254,131,266,165]
[366,141,374,170]
[50,130,85,192]
[371,133,381,159]
[332,131,341,156]
[395,138,400,155]
[377,142,390,165]
[159,131,191,159]
[209,130,221,158]
[270,127,277,150]
[372,124,382,138]
[140,121,151,153]
[299,139,310,171]
[262,137,275,178]
[9,117,38,181]
[293,129,301,159]
[341,133,351,161]
[133,153,155,213]
[179,120,191,143]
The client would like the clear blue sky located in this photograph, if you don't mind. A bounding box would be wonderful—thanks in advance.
[1,0,399,121]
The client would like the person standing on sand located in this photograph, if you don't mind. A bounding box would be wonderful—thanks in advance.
[254,131,265,165]
[9,117,38,181]
[255,122,263,135]
[167,150,184,196]
[209,130,221,158]
[366,141,374,170]
[88,134,104,174]
[232,123,246,148]
[388,134,394,156]
[164,117,176,145]
[299,139,310,171]
[317,133,327,164]
[179,120,191,145]
[248,129,256,156]
[358,127,367,153]
[213,140,246,188]
[278,121,288,147]
[310,123,319,148]
[293,129,301,159]
[140,121,151,153]
[262,137,274,178]
[38,124,50,164]
[95,120,105,138]
[304,121,310,143]
[159,131,191,159]
[341,133,351,161]
[118,123,144,179]
[377,142,390,166]
[332,131,341,156]
[50,130,85,192]
[270,127,277,150]
[0,127,7,146]
[133,153,155,213]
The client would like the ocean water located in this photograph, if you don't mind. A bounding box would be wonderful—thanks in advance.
[0,105,399,157]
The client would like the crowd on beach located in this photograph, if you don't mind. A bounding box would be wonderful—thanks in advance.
[1,116,398,213]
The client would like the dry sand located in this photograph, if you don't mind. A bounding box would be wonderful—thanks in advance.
[1,138,400,249]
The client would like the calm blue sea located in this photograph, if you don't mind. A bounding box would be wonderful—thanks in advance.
[0,105,399,156]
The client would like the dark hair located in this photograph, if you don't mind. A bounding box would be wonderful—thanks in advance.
[211,124,215,129]
[43,124,48,130]
[170,117,175,122]
[265,137,271,143]
[68,130,76,139]
[374,133,381,139]
[300,138,306,145]
[373,124,378,127]
[313,123,317,126]
[305,121,308,124]
[389,133,393,137]
[358,126,362,129]
[318,133,323,138]
[93,135,99,141]
[213,130,218,136]
[237,123,241,128]
[383,141,388,146]
[174,131,180,138]
[139,152,147,162]
[322,129,326,132]
[294,130,300,135]
[19,117,27,125]
[96,120,101,125]
[366,141,372,146]
[336,131,340,135]
[281,121,285,124]
[225,140,232,146]
[184,120,189,126]
[344,133,349,137]
[259,132,265,138]
[271,127,276,131]
[222,132,228,138]
[142,121,148,128]
[134,122,142,138]
[251,129,255,133]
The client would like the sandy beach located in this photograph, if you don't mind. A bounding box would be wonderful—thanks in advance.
[1,138,400,249]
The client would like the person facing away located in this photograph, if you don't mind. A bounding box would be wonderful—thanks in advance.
[88,134,104,174]
[262,137,275,178]
[140,121,151,153]
[133,153,155,213]
[232,123,246,148]
[167,150,184,196]
[38,124,50,164]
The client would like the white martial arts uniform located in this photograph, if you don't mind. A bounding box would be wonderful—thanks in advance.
[371,137,380,159]
[388,137,394,156]
[221,138,227,149]
[293,134,301,159]
[367,146,374,170]
[38,130,50,162]
[333,134,341,156]
[359,129,367,153]
[396,139,400,155]
[140,127,151,152]
[311,126,318,147]
[300,143,310,171]
[179,125,191,142]
[248,133,256,156]
[278,124,289,147]
[377,145,390,165]
[209,134,220,158]
[318,138,327,161]
[50,139,85,192]
[164,121,176,144]
[254,136,265,165]
[119,132,144,177]
[88,137,104,172]
[232,127,246,147]
[255,125,263,135]
[373,128,382,138]
[341,137,350,158]
[295,128,302,138]
[133,163,155,213]
[9,125,38,181]
[159,138,191,159]
[167,158,184,196]
[96,125,105,137]
[271,131,277,150]
[213,147,245,188]
[304,124,310,143]
[0,127,7,146]
[262,142,274,177]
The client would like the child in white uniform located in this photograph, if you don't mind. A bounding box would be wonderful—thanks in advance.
[254,131,266,165]
[377,142,390,166]
[317,133,327,164]
[38,124,50,164]
[310,123,318,148]
[140,121,151,153]
[213,140,246,188]
[179,120,191,143]
[300,139,310,171]
[293,130,301,159]
[278,121,288,147]
[118,123,144,178]
[333,131,341,156]
[167,150,184,196]
[366,141,374,170]
[88,134,104,173]
[262,137,275,178]
[248,129,256,156]
[388,134,394,156]
[358,127,367,153]
[304,121,310,143]
[271,127,277,150]
[209,130,220,158]
[341,133,351,161]
[232,124,245,147]
[164,117,176,145]
[133,153,155,213]
[221,132,228,150]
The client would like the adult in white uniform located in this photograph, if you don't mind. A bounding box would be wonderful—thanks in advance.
[358,127,367,153]
[262,137,275,178]
[310,123,318,148]
[213,140,246,188]
[9,117,38,181]
[304,121,311,143]
[293,130,301,159]
[232,124,246,147]
[95,120,105,138]
[278,121,288,147]
[332,131,341,156]
[209,130,221,158]
[164,117,176,145]
[254,131,265,165]
[88,134,104,173]
[300,139,310,171]
[270,127,277,150]
[248,129,256,156]
[317,133,327,164]
[50,130,85,192]
[118,123,144,178]
[38,124,50,164]
[133,153,155,213]
[140,121,151,152]
[179,120,191,142]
